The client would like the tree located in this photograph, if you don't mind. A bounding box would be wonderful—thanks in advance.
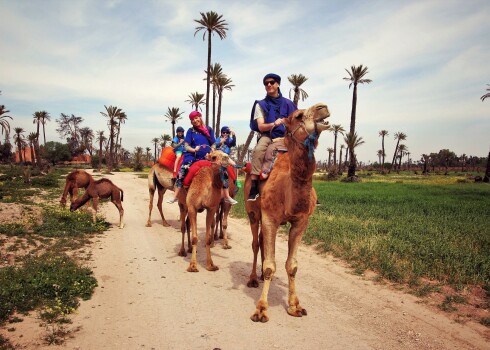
[100,105,124,171]
[484,150,490,183]
[287,74,309,107]
[152,137,160,163]
[378,130,388,173]
[343,132,365,177]
[390,132,406,172]
[27,132,37,163]
[194,11,229,126]
[41,141,71,165]
[56,113,83,154]
[132,147,144,171]
[33,111,49,166]
[79,127,94,156]
[343,65,372,177]
[13,127,25,163]
[481,84,490,101]
[238,131,256,164]
[164,107,184,137]
[114,112,127,166]
[96,130,106,172]
[185,91,205,112]
[145,147,151,163]
[0,105,12,146]
[160,134,172,148]
[208,63,223,130]
[397,144,407,172]
[215,74,234,137]
[338,144,344,173]
[377,150,383,166]
[330,124,345,174]
[40,111,51,145]
[327,147,334,168]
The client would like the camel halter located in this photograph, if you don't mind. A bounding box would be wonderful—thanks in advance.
[287,122,319,161]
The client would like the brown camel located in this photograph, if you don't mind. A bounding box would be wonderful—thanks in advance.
[60,170,93,207]
[244,102,330,322]
[176,150,235,271]
[70,178,125,229]
[146,163,175,227]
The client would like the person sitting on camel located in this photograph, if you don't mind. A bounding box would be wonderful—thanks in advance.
[247,73,297,201]
[166,111,216,204]
[171,126,186,174]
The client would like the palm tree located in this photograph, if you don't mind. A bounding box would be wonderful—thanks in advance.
[207,63,223,130]
[390,132,407,172]
[79,127,94,156]
[0,105,12,146]
[40,111,51,145]
[185,91,205,112]
[327,147,334,168]
[377,150,383,166]
[378,130,388,173]
[152,137,160,163]
[27,132,37,163]
[145,147,151,163]
[114,112,128,166]
[481,84,490,101]
[484,150,490,183]
[215,74,234,137]
[96,130,106,172]
[287,74,309,107]
[160,134,172,148]
[397,144,407,171]
[344,132,365,177]
[344,65,372,177]
[13,127,25,163]
[338,144,344,173]
[194,11,229,126]
[330,124,345,174]
[164,107,184,137]
[238,131,256,164]
[33,111,48,166]
[100,105,124,171]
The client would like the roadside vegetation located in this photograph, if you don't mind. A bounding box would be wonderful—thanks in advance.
[0,165,109,347]
[233,171,490,326]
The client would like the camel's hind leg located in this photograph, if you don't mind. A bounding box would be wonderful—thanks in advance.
[112,192,124,229]
[247,212,261,288]
[250,215,277,323]
[220,202,232,249]
[90,197,99,224]
[205,208,219,271]
[155,187,170,227]
[285,220,308,317]
[186,206,199,272]
[178,204,188,257]
[146,187,155,227]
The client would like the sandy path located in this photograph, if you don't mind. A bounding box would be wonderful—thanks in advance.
[7,171,489,350]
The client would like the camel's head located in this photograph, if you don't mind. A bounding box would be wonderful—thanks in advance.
[206,149,228,164]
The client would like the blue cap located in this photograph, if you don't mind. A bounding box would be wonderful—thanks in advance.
[263,73,281,85]
[221,126,230,133]
[176,126,184,132]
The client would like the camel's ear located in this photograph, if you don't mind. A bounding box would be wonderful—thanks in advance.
[284,109,303,129]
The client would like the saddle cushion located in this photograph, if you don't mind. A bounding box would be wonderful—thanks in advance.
[183,160,236,187]
[158,146,176,170]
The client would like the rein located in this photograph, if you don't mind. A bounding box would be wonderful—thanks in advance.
[287,122,319,161]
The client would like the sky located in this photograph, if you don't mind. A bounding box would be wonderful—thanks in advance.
[1,0,489,164]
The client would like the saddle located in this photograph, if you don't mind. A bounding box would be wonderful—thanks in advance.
[260,138,287,180]
[183,160,237,188]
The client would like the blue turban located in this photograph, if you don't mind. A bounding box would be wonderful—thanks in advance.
[221,126,230,133]
[263,73,281,85]
[176,126,184,132]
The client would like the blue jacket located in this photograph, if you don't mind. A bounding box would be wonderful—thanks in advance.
[182,126,216,163]
[250,96,297,139]
[216,134,236,155]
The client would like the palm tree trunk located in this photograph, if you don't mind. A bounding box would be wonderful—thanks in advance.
[215,90,223,137]
[484,151,490,182]
[381,135,385,173]
[238,131,255,164]
[205,28,212,126]
[390,141,400,172]
[349,84,358,135]
[333,134,338,173]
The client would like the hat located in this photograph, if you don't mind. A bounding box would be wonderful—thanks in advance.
[221,126,230,133]
[263,73,281,85]
[176,126,184,133]
[189,110,202,120]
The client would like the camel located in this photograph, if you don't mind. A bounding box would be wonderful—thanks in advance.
[244,102,331,322]
[146,163,175,227]
[70,178,125,229]
[176,150,236,271]
[60,170,93,207]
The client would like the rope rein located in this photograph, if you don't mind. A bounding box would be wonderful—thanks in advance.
[287,122,319,161]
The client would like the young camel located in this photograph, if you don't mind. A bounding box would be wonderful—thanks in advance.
[244,103,330,322]
[175,150,235,271]
[60,170,93,207]
[70,178,125,229]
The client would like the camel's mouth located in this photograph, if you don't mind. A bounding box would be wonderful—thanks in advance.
[314,105,331,132]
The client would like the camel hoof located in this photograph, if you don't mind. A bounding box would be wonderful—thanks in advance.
[119,224,124,229]
[206,264,219,272]
[250,312,269,323]
[187,264,199,273]
[178,250,187,257]
[287,306,307,317]
[247,279,259,288]
[145,222,152,227]
[162,221,171,227]
[222,243,231,249]
[187,247,192,254]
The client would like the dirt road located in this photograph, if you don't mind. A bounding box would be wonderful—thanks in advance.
[8,171,489,349]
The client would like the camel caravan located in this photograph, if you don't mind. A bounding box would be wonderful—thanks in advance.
[58,101,330,322]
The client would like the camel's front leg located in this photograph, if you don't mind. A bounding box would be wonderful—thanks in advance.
[112,199,124,229]
[285,220,308,317]
[221,203,231,249]
[146,188,155,227]
[187,206,199,272]
[91,196,99,224]
[247,211,261,288]
[178,205,188,257]
[205,209,219,271]
[251,215,277,323]
[156,187,170,227]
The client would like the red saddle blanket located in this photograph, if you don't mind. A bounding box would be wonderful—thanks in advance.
[183,160,237,187]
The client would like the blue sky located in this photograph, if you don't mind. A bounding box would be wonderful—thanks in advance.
[1,0,489,164]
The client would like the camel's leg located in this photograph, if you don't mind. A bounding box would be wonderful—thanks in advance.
[112,198,124,229]
[247,211,261,288]
[285,221,308,317]
[178,205,188,257]
[91,197,99,224]
[186,215,191,253]
[187,206,199,272]
[221,203,231,249]
[146,187,155,227]
[156,187,170,227]
[250,215,277,323]
[60,182,71,207]
[205,208,219,271]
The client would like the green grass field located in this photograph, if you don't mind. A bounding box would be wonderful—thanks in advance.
[232,173,490,288]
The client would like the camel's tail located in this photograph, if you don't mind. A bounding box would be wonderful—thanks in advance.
[120,189,124,202]
[154,172,164,191]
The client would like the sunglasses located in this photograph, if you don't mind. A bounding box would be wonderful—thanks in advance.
[264,80,276,86]
[222,132,230,134]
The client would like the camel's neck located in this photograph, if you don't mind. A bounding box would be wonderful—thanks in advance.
[287,136,316,186]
